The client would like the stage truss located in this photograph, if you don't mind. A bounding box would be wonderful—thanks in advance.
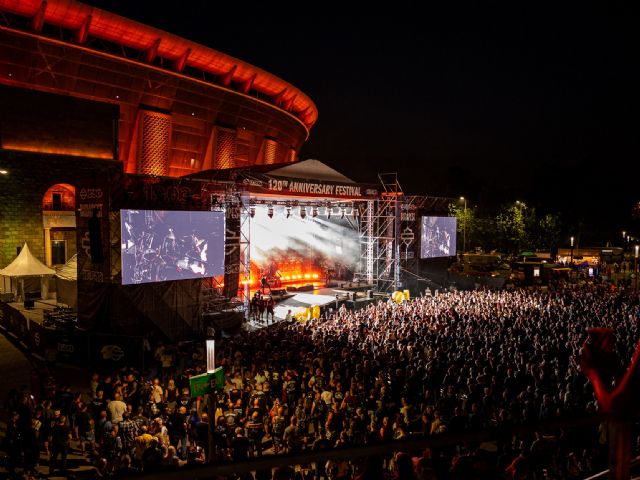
[208,181,455,315]
[354,174,402,293]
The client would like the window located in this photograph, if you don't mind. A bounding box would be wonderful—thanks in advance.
[52,240,66,265]
[52,193,62,210]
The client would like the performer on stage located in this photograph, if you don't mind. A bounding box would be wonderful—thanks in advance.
[266,297,275,324]
[260,275,272,295]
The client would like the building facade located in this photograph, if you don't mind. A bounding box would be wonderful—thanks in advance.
[0,0,316,268]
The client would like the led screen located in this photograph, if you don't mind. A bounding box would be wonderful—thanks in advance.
[121,210,225,285]
[420,216,457,258]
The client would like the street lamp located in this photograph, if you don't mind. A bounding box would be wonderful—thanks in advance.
[570,236,574,264]
[460,196,467,254]
[635,245,639,291]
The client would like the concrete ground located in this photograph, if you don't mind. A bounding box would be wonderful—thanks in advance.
[0,325,98,479]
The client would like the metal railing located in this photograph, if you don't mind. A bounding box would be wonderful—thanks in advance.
[122,414,606,480]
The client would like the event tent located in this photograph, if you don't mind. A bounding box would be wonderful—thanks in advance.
[0,243,55,300]
[55,253,77,308]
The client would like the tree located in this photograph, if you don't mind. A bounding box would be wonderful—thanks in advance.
[448,203,476,253]
[537,213,562,257]
[496,202,528,254]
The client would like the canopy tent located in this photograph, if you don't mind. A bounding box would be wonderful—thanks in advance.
[55,253,77,308]
[0,243,55,301]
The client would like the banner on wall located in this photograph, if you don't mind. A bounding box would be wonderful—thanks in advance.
[76,175,111,283]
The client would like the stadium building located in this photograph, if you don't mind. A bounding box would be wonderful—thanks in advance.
[0,0,317,269]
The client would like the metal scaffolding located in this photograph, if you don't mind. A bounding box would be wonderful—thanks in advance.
[356,173,403,293]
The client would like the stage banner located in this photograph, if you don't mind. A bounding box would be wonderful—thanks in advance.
[54,329,87,365]
[400,201,420,261]
[110,174,220,211]
[87,332,144,371]
[76,174,111,283]
[239,172,379,200]
[223,193,241,299]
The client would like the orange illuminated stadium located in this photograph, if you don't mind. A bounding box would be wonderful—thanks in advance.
[0,0,318,271]
[0,0,317,177]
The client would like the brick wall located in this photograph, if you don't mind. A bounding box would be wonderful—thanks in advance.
[0,151,113,268]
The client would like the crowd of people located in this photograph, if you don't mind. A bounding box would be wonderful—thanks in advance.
[3,281,640,479]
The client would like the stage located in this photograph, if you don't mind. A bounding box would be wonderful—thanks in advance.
[244,283,381,330]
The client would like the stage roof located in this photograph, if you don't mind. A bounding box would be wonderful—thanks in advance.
[182,159,377,200]
[0,243,55,277]
[266,159,355,183]
[184,159,357,184]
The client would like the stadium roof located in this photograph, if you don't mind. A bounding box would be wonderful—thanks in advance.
[0,0,317,128]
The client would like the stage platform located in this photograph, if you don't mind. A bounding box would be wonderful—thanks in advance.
[245,284,382,330]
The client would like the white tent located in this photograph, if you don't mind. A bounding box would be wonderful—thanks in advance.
[55,253,77,308]
[0,243,55,301]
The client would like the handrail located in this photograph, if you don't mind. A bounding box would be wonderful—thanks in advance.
[121,414,605,480]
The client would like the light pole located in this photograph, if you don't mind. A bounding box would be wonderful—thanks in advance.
[460,196,467,254]
[635,245,638,292]
[570,236,574,265]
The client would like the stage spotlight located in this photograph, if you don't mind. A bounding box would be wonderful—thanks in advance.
[300,206,307,219]
[249,206,256,218]
[312,206,318,218]
[267,205,274,218]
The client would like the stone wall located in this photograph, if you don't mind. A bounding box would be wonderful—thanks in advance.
[0,151,113,268]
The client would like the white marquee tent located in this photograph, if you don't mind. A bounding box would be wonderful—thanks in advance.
[55,253,77,308]
[0,243,55,301]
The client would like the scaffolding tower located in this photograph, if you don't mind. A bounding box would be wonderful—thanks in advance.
[357,173,403,293]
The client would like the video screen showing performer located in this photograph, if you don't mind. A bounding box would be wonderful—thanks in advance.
[121,210,225,285]
[420,216,457,258]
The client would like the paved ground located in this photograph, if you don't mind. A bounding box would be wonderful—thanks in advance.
[0,326,97,479]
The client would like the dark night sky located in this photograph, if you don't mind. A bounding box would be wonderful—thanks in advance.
[84,2,640,244]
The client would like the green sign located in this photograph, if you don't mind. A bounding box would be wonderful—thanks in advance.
[189,367,224,396]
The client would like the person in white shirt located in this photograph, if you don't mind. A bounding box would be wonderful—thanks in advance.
[150,378,164,406]
[106,392,127,424]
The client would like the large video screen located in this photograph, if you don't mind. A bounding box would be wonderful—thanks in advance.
[421,216,457,258]
[121,210,225,285]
